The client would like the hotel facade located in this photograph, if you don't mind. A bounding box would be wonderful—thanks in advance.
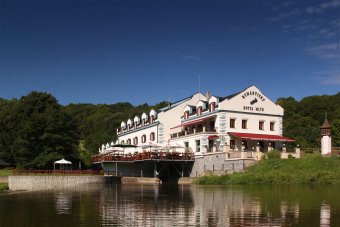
[116,85,292,155]
[96,85,295,178]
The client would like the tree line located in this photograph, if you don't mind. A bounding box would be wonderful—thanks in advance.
[0,91,339,169]
[277,93,340,148]
[0,91,167,168]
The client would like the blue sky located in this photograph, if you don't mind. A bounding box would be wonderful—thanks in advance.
[0,0,339,105]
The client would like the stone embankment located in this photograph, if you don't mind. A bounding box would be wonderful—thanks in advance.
[0,176,8,183]
[8,175,105,191]
[8,175,195,191]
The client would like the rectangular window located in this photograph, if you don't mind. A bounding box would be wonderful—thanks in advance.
[242,140,248,150]
[270,122,275,131]
[196,140,200,152]
[242,120,247,129]
[230,119,236,128]
[184,142,189,152]
[230,140,235,149]
[259,121,264,130]
[209,121,215,131]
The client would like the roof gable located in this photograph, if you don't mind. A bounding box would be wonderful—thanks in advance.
[219,85,283,116]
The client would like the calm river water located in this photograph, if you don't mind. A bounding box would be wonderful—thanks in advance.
[0,184,339,226]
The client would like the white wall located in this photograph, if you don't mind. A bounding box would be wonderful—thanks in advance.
[158,93,205,142]
[118,125,158,145]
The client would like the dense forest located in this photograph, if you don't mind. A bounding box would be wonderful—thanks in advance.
[0,91,339,169]
[0,91,167,168]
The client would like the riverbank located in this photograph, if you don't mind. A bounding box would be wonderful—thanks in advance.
[195,154,340,185]
[0,183,8,191]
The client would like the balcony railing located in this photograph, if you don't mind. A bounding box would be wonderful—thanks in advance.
[92,151,195,163]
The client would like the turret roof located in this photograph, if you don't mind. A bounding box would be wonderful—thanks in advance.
[321,114,331,129]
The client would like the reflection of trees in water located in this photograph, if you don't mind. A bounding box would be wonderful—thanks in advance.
[98,183,195,226]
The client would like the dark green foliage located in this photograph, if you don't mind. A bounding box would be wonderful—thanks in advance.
[277,92,340,147]
[0,91,167,168]
[0,92,79,169]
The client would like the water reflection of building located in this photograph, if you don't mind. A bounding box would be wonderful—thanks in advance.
[96,184,306,226]
[49,185,337,226]
[98,184,196,226]
[55,192,72,215]
[320,201,331,227]
[190,186,302,226]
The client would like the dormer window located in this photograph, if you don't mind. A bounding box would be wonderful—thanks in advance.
[150,110,157,123]
[197,107,202,116]
[141,113,148,126]
[184,111,189,119]
[210,102,216,112]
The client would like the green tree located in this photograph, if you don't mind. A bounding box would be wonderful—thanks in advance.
[11,92,79,169]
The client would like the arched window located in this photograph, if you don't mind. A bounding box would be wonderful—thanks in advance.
[133,137,138,145]
[127,139,131,145]
[121,140,125,144]
[150,132,155,141]
[141,135,146,143]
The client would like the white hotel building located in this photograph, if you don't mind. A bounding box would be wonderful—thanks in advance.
[116,85,293,157]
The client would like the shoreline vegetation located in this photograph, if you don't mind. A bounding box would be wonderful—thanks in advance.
[0,169,11,191]
[195,153,340,185]
[0,183,9,191]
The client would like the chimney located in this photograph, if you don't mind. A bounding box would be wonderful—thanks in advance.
[206,91,212,101]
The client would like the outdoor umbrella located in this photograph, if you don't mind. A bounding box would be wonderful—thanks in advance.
[141,142,163,152]
[54,159,72,171]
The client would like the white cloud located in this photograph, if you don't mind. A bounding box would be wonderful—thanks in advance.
[331,19,340,27]
[306,0,340,14]
[321,72,340,85]
[306,43,340,60]
[182,55,200,61]
[269,8,301,21]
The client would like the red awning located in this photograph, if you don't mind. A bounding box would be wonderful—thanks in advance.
[228,132,294,142]
[208,135,219,140]
[170,115,216,130]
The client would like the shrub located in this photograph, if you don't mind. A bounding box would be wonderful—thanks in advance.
[267,150,281,159]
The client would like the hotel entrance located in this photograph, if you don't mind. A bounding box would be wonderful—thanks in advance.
[207,135,219,152]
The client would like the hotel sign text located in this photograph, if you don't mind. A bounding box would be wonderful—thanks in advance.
[242,90,265,112]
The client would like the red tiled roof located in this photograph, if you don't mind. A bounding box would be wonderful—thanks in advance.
[228,132,294,142]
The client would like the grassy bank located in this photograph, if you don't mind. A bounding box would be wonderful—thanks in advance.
[0,183,8,191]
[195,154,340,185]
[0,169,13,177]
